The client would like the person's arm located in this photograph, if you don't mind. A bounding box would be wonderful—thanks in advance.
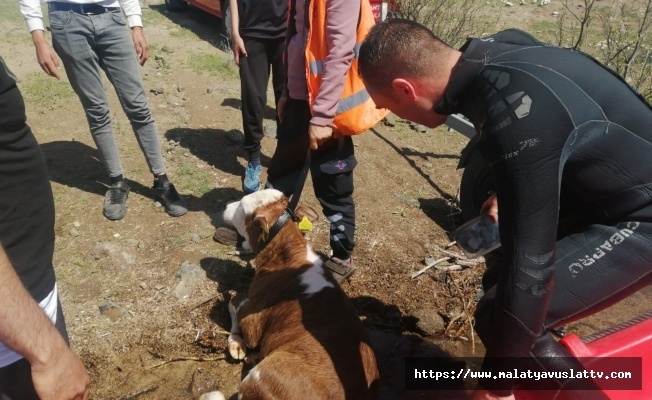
[0,245,89,400]
[19,0,61,79]
[308,0,359,150]
[118,0,148,65]
[229,0,247,65]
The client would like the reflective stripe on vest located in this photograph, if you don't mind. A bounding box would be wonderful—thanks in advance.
[309,42,362,75]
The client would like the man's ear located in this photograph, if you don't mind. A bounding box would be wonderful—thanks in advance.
[391,78,418,100]
[294,205,319,223]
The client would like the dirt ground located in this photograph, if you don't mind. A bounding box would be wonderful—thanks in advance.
[0,0,650,398]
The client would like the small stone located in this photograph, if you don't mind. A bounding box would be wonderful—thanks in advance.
[155,284,165,291]
[423,162,433,169]
[161,46,174,53]
[139,282,148,289]
[176,85,185,92]
[226,129,244,144]
[411,123,427,133]
[191,233,201,243]
[98,302,130,322]
[69,228,80,237]
[154,201,163,208]
[206,88,216,94]
[383,113,397,127]
[505,1,513,6]
[127,239,140,248]
[73,221,81,228]
[413,309,446,334]
[150,87,165,95]
[552,11,559,15]
[113,233,120,238]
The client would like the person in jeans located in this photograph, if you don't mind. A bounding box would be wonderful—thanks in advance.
[228,0,287,193]
[0,56,90,400]
[19,0,187,220]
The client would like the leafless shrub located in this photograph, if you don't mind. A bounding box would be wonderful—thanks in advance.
[392,0,497,48]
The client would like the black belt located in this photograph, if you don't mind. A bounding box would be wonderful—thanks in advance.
[48,2,120,15]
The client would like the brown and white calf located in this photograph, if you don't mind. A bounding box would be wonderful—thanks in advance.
[221,189,379,400]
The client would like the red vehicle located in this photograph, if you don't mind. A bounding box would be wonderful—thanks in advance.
[164,0,391,23]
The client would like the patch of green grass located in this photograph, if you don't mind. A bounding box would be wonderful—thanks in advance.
[170,26,199,40]
[188,53,237,78]
[142,8,168,26]
[177,162,213,196]
[21,73,76,109]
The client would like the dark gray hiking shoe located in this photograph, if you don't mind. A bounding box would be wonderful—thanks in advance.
[155,181,188,217]
[103,180,130,220]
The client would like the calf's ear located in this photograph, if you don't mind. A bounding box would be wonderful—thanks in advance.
[249,208,275,245]
[294,205,319,223]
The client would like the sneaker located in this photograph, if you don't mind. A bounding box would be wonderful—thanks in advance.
[242,163,262,194]
[155,181,188,217]
[103,180,130,220]
[324,256,356,284]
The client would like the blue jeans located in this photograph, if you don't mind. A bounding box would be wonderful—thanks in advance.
[49,8,166,178]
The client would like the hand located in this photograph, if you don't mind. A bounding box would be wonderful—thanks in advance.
[231,35,247,65]
[277,92,288,124]
[308,124,335,150]
[472,388,515,400]
[131,27,149,66]
[31,345,90,400]
[32,31,60,79]
[480,193,498,223]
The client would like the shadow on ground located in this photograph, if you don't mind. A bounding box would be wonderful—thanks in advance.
[149,3,229,50]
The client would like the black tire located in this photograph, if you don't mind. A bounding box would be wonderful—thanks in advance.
[164,0,188,12]
[459,148,495,222]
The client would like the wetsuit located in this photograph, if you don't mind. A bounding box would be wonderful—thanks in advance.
[435,29,652,395]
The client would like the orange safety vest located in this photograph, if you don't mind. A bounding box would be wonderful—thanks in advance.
[304,0,388,135]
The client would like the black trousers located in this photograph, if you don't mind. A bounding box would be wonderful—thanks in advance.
[0,299,69,400]
[267,98,356,260]
[240,36,285,161]
[475,216,652,396]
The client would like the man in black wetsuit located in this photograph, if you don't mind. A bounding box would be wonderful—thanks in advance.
[359,19,652,400]
[0,56,89,399]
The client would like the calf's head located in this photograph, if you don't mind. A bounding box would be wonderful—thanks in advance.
[222,189,318,251]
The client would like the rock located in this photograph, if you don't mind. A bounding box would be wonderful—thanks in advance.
[552,11,559,15]
[73,221,81,228]
[176,85,185,92]
[127,239,140,248]
[198,392,225,400]
[173,262,206,299]
[90,242,136,268]
[226,129,244,145]
[98,301,130,322]
[191,233,201,243]
[383,113,397,127]
[150,87,165,95]
[139,282,148,290]
[505,1,513,6]
[155,284,165,291]
[69,228,80,237]
[113,233,120,238]
[413,309,446,334]
[411,123,427,133]
[423,162,433,169]
[206,88,217,94]
[161,46,174,53]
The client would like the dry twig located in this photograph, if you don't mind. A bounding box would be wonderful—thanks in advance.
[147,355,226,369]
[411,257,450,279]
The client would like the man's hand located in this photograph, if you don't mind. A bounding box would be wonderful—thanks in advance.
[231,34,247,65]
[309,124,335,150]
[31,30,60,79]
[131,27,149,66]
[277,92,288,124]
[472,388,515,400]
[31,344,90,400]
[480,193,498,223]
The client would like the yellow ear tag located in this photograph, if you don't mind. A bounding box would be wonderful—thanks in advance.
[298,216,313,232]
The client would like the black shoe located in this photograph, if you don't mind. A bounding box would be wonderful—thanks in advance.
[103,180,130,220]
[155,181,188,217]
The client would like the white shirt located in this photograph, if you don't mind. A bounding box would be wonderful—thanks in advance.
[0,284,59,368]
[19,0,143,32]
